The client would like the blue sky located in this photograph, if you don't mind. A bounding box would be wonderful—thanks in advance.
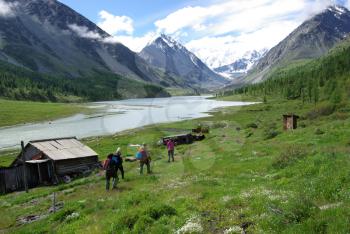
[58,0,350,68]
[59,0,213,36]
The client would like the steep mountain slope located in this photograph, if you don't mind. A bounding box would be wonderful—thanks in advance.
[0,0,178,89]
[214,50,267,79]
[244,5,350,84]
[139,35,229,90]
[234,36,350,103]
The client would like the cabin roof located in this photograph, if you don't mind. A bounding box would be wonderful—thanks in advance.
[28,137,98,161]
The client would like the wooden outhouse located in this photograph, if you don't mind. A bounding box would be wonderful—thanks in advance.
[1,137,99,194]
[283,114,299,130]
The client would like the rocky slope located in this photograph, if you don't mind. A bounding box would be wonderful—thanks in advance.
[0,0,179,88]
[244,5,350,84]
[139,34,229,90]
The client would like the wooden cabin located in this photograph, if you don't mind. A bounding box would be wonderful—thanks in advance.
[1,137,99,194]
[283,114,300,130]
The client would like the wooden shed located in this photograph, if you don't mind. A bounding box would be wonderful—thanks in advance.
[1,137,99,194]
[283,114,300,130]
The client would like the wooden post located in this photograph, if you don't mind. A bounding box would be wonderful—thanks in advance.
[37,163,42,184]
[21,141,28,193]
[52,192,56,213]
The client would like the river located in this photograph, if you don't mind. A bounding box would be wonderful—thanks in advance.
[0,96,256,149]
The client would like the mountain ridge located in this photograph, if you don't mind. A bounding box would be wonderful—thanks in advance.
[242,5,350,84]
[139,34,229,90]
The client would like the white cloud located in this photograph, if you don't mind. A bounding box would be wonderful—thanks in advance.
[154,0,336,67]
[155,0,333,36]
[68,23,156,52]
[68,24,102,40]
[154,6,219,34]
[102,32,157,52]
[0,0,18,17]
[346,0,350,9]
[186,20,299,68]
[97,10,134,35]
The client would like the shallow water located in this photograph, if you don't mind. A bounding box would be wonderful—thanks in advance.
[0,96,255,149]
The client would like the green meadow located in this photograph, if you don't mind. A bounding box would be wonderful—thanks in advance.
[0,95,349,233]
[0,99,87,128]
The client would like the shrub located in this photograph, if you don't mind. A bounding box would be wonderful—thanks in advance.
[282,196,318,224]
[51,209,75,222]
[133,215,155,233]
[315,129,325,135]
[246,123,258,129]
[212,122,227,129]
[264,129,279,140]
[245,131,253,138]
[307,102,335,119]
[144,204,177,220]
[263,122,279,140]
[120,212,139,230]
[299,122,307,128]
[272,145,308,169]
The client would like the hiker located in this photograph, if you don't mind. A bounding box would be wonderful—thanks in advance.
[166,139,175,162]
[103,153,118,190]
[137,144,151,174]
[113,147,124,179]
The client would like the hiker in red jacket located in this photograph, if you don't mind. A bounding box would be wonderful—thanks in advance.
[166,139,175,162]
[103,153,118,190]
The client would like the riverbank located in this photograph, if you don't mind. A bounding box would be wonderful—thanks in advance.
[0,96,250,150]
[0,95,349,233]
[0,99,89,128]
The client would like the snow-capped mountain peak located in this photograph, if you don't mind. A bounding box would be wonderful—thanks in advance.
[149,34,185,52]
[327,5,348,15]
[139,35,229,89]
[213,49,268,79]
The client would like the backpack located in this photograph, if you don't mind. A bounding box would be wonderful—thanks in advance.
[111,156,119,165]
[103,159,113,170]
[136,151,142,159]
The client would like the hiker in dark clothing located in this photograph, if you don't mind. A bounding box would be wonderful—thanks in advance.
[103,153,118,190]
[138,144,151,174]
[113,147,124,179]
[166,139,175,162]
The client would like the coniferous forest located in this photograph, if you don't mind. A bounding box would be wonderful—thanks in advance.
[0,61,169,102]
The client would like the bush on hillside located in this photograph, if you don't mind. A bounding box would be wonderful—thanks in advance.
[315,129,325,135]
[272,145,308,169]
[246,123,258,129]
[144,204,177,220]
[282,196,318,224]
[307,102,335,119]
[263,122,279,140]
[264,129,279,140]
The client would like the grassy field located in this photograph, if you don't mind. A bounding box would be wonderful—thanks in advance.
[0,96,349,233]
[0,99,88,127]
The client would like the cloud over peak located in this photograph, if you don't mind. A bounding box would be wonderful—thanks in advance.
[0,0,18,17]
[68,24,102,40]
[97,10,134,35]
